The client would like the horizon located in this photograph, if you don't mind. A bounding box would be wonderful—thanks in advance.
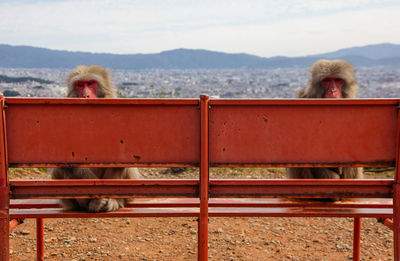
[0,0,399,58]
[1,42,398,58]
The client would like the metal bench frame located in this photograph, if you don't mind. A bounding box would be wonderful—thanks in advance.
[1,95,399,261]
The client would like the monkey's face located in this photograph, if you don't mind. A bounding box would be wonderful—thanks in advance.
[74,80,98,98]
[320,76,344,98]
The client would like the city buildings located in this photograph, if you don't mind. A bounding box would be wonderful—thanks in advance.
[0,66,399,99]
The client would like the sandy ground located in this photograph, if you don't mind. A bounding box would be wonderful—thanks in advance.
[8,168,395,261]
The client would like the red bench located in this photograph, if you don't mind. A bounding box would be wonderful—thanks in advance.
[0,95,398,261]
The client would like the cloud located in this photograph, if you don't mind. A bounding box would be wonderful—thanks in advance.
[0,0,399,56]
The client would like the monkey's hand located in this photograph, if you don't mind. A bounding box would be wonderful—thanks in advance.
[88,198,124,212]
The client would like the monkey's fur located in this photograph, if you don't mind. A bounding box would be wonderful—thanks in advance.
[287,59,363,179]
[287,167,363,179]
[296,59,358,99]
[66,65,116,98]
[51,167,141,212]
[49,65,141,212]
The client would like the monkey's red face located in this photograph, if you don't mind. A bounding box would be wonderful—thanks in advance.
[321,77,344,98]
[74,80,98,98]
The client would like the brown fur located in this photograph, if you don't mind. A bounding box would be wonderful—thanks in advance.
[49,65,141,212]
[51,168,141,212]
[287,167,363,179]
[296,59,358,98]
[66,65,116,98]
[288,59,363,179]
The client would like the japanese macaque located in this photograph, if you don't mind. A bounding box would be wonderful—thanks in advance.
[287,59,363,179]
[66,65,116,98]
[296,59,359,99]
[49,65,141,212]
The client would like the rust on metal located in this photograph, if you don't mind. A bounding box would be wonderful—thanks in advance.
[9,207,392,219]
[393,183,400,259]
[0,94,10,261]
[3,97,400,261]
[9,218,24,233]
[10,208,200,219]
[36,218,44,261]
[10,179,199,199]
[8,162,200,168]
[0,187,8,210]
[394,101,400,182]
[209,100,398,166]
[9,198,393,210]
[353,217,361,261]
[5,101,201,166]
[199,94,209,261]
[9,197,394,219]
[10,179,199,186]
[209,161,395,168]
[10,199,60,209]
[207,207,392,218]
[379,218,394,230]
[209,179,393,198]
[209,98,400,106]
[5,97,200,105]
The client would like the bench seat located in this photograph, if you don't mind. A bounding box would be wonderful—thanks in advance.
[10,198,393,218]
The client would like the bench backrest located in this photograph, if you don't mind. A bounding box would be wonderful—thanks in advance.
[209,99,398,167]
[5,98,200,167]
[5,98,398,169]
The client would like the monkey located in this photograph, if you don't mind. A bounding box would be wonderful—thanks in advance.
[66,65,116,98]
[49,65,141,212]
[296,59,358,99]
[287,59,363,179]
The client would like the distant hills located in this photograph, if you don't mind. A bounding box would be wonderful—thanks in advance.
[0,75,53,84]
[0,43,400,69]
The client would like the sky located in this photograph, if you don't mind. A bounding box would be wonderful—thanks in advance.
[0,0,399,58]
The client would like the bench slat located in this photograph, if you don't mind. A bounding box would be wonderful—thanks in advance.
[10,198,393,209]
[10,207,392,219]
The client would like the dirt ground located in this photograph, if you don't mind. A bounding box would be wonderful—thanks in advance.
[8,168,395,261]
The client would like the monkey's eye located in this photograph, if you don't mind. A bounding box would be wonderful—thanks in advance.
[321,79,331,85]
[335,79,344,85]
[75,82,84,90]
[87,80,96,86]
[321,77,344,87]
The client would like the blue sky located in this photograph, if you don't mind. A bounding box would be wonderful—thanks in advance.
[0,0,399,57]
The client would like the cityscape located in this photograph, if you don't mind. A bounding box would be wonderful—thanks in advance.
[0,66,400,99]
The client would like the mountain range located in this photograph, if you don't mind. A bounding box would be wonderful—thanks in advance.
[0,43,400,69]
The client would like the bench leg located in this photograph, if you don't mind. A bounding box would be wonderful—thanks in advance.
[36,218,44,261]
[393,184,400,260]
[198,217,208,261]
[0,216,9,261]
[198,94,209,261]
[0,184,9,261]
[9,218,23,233]
[353,217,361,261]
